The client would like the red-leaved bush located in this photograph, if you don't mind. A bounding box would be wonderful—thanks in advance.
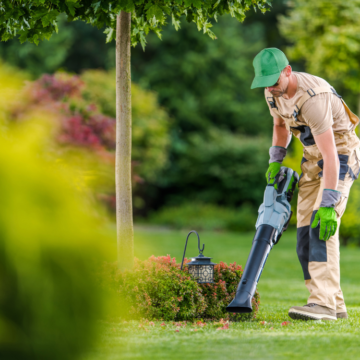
[99,255,260,321]
[10,72,170,214]
[13,73,116,154]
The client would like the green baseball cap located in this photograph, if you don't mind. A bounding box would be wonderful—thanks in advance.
[251,48,289,89]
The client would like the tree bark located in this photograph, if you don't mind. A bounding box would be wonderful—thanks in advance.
[116,12,134,270]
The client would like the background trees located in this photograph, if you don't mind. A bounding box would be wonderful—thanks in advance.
[0,0,289,216]
[279,0,360,115]
[1,0,273,268]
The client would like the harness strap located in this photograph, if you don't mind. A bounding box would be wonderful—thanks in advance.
[294,86,359,127]
[266,96,281,117]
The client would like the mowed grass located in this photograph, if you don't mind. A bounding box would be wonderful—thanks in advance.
[82,226,360,360]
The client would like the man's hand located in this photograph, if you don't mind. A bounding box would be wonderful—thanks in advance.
[265,162,281,184]
[311,207,337,241]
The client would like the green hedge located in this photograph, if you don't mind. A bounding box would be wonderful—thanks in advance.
[147,202,258,232]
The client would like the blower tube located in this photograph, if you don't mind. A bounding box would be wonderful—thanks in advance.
[226,224,276,313]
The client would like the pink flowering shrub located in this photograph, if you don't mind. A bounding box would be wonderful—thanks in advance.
[100,256,260,321]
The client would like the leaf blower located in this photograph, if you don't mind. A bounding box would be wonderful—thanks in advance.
[226,166,299,313]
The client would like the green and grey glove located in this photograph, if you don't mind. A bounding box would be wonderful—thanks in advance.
[311,189,341,241]
[265,146,287,185]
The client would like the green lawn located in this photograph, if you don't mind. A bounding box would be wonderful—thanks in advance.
[83,226,360,360]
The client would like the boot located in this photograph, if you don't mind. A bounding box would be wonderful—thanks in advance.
[288,303,337,321]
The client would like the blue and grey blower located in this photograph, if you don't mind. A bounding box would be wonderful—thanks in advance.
[226,167,299,313]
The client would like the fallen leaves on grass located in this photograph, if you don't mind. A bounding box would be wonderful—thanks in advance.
[217,323,229,331]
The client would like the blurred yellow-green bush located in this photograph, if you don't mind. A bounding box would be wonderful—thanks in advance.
[0,61,29,114]
[0,110,112,358]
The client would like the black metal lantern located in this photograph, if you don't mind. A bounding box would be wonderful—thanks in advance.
[180,230,216,284]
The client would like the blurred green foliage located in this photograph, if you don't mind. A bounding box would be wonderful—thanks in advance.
[147,202,257,232]
[279,0,360,114]
[340,180,360,245]
[0,0,271,49]
[7,67,170,215]
[158,130,270,206]
[81,69,170,182]
[279,1,360,243]
[0,113,111,359]
[0,61,29,113]
[133,17,270,135]
[130,12,291,210]
[0,1,310,232]
[0,16,114,78]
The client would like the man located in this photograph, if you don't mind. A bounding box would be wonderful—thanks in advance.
[251,48,360,321]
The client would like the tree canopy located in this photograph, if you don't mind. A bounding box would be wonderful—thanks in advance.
[279,0,360,96]
[0,0,271,48]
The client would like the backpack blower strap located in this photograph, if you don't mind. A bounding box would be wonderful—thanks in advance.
[267,86,359,127]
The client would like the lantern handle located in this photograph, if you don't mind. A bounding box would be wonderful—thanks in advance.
[180,230,205,270]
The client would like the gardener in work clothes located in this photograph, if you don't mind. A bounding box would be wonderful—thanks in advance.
[251,48,360,321]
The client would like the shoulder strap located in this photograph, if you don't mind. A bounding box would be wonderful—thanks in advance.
[342,99,359,127]
[293,86,359,127]
[266,96,281,117]
[293,87,334,120]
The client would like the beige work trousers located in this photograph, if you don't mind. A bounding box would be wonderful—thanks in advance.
[296,173,353,312]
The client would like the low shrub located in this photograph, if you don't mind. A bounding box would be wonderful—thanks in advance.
[100,255,260,322]
[146,202,258,232]
[100,256,207,321]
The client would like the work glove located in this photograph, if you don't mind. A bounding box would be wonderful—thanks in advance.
[266,162,281,184]
[265,146,287,185]
[311,189,341,241]
[311,207,337,241]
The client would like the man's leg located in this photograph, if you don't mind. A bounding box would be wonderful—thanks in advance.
[290,174,353,320]
[296,175,320,287]
[307,176,353,315]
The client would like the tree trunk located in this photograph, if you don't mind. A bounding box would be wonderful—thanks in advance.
[358,92,360,119]
[116,12,134,270]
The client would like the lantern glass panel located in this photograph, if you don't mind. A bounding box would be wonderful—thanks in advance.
[188,264,214,283]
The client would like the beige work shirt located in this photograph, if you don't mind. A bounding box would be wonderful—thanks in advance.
[264,72,354,136]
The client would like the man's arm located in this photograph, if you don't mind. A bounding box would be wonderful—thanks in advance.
[311,128,340,240]
[314,128,339,190]
[265,117,291,184]
[272,117,292,148]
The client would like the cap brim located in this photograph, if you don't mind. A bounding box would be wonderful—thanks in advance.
[250,72,281,89]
